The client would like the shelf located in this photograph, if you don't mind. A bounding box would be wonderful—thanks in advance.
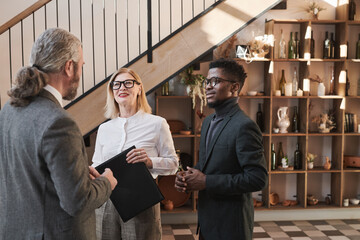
[269,205,304,210]
[271,133,306,136]
[307,95,344,99]
[343,168,360,172]
[156,95,190,99]
[307,168,341,173]
[234,57,270,62]
[344,133,360,136]
[161,202,195,214]
[308,133,343,136]
[306,202,339,209]
[172,134,196,138]
[270,170,305,174]
[272,58,345,62]
[239,95,271,99]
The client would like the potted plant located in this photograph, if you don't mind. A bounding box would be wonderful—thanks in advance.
[306,153,317,169]
[180,66,207,113]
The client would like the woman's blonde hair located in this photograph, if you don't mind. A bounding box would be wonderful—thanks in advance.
[104,68,152,119]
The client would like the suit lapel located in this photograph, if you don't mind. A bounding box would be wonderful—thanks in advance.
[202,105,240,171]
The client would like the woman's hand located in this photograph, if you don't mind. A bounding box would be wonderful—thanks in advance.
[126,148,153,169]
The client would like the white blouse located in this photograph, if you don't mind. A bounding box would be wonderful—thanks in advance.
[92,110,178,178]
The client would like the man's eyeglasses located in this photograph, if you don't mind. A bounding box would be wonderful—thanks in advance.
[111,79,140,90]
[203,77,237,88]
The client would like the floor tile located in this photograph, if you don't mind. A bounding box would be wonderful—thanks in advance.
[290,237,312,240]
[254,226,266,232]
[171,224,190,229]
[263,226,283,232]
[323,230,346,236]
[281,226,302,232]
[348,236,360,240]
[350,224,360,230]
[316,225,338,231]
[174,235,195,240]
[340,230,360,236]
[275,221,295,226]
[335,225,355,230]
[344,220,360,224]
[253,232,271,238]
[259,221,279,227]
[286,231,308,237]
[328,236,350,240]
[298,225,318,231]
[163,235,176,240]
[173,229,192,235]
[304,230,327,237]
[327,220,347,225]
[294,221,313,226]
[268,231,289,238]
[309,220,331,225]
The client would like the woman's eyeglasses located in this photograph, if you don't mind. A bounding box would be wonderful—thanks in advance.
[111,79,140,90]
[202,77,237,87]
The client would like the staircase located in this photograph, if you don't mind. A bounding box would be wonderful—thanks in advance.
[0,0,281,136]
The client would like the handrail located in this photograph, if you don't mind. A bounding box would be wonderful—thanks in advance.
[0,0,51,35]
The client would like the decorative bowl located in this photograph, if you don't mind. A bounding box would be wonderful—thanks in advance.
[350,198,360,205]
[247,91,258,96]
[179,130,191,135]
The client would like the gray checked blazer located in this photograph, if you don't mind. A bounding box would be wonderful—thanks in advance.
[0,90,112,240]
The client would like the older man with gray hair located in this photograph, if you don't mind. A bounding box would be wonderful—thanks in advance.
[0,28,117,240]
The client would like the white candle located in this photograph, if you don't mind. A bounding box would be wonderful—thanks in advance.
[297,89,303,96]
[303,79,310,92]
[285,83,292,96]
[275,90,281,96]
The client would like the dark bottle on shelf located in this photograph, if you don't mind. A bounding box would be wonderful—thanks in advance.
[346,70,350,96]
[349,0,356,21]
[295,32,300,59]
[294,143,302,170]
[310,30,315,58]
[292,106,299,133]
[256,103,264,132]
[271,143,276,170]
[323,31,331,59]
[356,34,360,59]
[288,32,295,59]
[277,142,284,167]
[330,33,336,59]
[279,69,286,96]
[329,66,335,95]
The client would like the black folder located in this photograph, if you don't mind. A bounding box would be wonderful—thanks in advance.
[95,145,164,222]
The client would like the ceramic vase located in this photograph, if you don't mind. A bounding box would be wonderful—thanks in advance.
[277,107,290,133]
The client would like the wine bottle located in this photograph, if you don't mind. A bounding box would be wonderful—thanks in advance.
[329,66,335,95]
[292,106,299,133]
[288,32,295,59]
[271,143,276,170]
[277,142,284,167]
[292,67,298,96]
[356,33,360,59]
[294,143,302,170]
[346,70,350,96]
[330,33,336,59]
[279,29,286,59]
[256,103,264,132]
[310,30,315,58]
[279,69,286,96]
[295,32,300,59]
[323,31,331,59]
[349,0,356,21]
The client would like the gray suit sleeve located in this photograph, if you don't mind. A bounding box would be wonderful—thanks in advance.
[206,120,268,195]
[41,116,112,216]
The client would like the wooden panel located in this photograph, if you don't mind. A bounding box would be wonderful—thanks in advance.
[205,0,215,9]
[116,0,129,67]
[46,0,58,29]
[159,0,171,40]
[10,23,22,83]
[0,0,51,35]
[104,0,117,76]
[93,0,106,83]
[171,0,182,31]
[128,0,140,61]
[151,0,159,45]
[69,0,83,97]
[0,31,11,109]
[336,3,348,21]
[139,0,148,54]
[22,15,34,66]
[182,0,193,25]
[193,0,204,17]
[81,0,95,91]
[297,173,306,207]
[57,0,69,30]
[34,6,46,40]
[331,172,342,206]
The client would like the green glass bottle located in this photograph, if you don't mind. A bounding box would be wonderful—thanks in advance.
[310,31,315,58]
[279,69,286,96]
[277,142,284,167]
[292,106,299,133]
[323,31,331,59]
[356,34,360,59]
[271,143,276,170]
[288,32,295,59]
[294,143,302,170]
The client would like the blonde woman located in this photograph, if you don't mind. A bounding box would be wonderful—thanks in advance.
[92,68,178,240]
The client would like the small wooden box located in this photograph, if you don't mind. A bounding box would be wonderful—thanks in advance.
[344,155,360,168]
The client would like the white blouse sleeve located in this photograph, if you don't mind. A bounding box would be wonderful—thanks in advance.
[149,118,179,176]
[91,127,104,168]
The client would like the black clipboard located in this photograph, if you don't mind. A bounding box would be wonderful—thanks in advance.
[95,145,164,222]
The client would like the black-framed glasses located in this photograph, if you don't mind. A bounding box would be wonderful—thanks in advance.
[203,77,237,87]
[111,79,140,90]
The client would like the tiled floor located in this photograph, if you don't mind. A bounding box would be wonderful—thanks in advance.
[162,219,360,240]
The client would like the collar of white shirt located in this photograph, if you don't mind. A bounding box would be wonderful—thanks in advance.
[43,84,63,108]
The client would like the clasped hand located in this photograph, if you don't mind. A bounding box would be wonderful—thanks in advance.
[174,167,206,192]
[126,148,153,169]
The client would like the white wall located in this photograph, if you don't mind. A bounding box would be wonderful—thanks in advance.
[0,0,38,26]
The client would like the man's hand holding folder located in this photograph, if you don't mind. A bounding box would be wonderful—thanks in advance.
[89,166,118,190]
